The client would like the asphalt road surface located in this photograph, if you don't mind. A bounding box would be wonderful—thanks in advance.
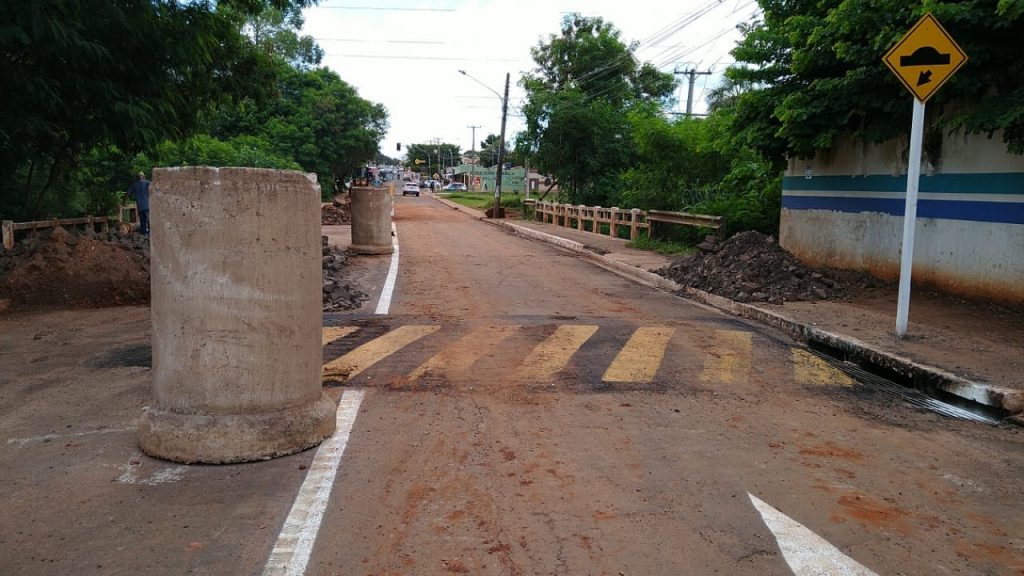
[0,194,1020,575]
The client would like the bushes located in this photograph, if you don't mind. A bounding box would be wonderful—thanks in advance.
[691,160,782,237]
[142,135,301,172]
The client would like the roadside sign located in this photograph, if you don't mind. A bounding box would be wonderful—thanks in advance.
[883,13,967,102]
[883,13,968,338]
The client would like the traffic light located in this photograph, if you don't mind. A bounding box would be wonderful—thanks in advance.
[396,143,401,151]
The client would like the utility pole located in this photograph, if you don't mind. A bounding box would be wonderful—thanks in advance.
[674,67,712,117]
[467,124,481,190]
[493,72,510,219]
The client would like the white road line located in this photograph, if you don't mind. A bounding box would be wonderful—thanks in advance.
[375,222,399,315]
[262,389,366,576]
[749,493,878,576]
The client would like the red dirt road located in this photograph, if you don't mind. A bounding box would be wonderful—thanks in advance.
[0,195,1020,575]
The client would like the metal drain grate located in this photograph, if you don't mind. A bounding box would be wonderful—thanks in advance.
[808,350,1001,425]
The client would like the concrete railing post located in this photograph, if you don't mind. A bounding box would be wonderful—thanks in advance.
[630,208,640,239]
[139,167,335,464]
[2,220,13,251]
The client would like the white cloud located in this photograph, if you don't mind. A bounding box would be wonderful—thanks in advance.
[301,0,759,159]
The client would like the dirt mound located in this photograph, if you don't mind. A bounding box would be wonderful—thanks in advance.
[0,227,150,309]
[322,197,352,225]
[1,227,370,313]
[656,231,883,304]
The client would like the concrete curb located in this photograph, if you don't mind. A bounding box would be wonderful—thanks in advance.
[427,193,1023,416]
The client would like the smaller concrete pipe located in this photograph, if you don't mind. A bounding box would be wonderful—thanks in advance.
[349,186,394,255]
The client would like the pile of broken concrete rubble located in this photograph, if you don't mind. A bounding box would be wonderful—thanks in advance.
[322,236,368,312]
[656,231,883,304]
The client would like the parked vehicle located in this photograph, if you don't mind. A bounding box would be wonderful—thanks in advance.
[442,183,467,191]
[402,182,421,196]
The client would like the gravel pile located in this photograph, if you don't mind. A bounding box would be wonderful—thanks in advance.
[322,236,368,311]
[655,231,873,304]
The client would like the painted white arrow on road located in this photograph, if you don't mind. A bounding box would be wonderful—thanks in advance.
[749,493,879,576]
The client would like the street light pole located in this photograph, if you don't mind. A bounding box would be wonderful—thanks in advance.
[493,72,510,219]
[467,124,480,190]
[458,69,510,216]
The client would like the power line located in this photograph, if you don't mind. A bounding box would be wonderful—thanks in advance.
[317,38,447,45]
[337,54,519,62]
[317,5,456,11]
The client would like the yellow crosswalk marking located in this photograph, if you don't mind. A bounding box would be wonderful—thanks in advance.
[792,348,855,387]
[602,326,676,382]
[409,324,520,381]
[699,330,752,385]
[322,325,439,380]
[322,326,358,346]
[517,325,599,382]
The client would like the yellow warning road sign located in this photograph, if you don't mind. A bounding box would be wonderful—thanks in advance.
[883,13,967,102]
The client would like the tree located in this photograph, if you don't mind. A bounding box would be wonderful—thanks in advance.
[0,0,313,220]
[241,4,323,70]
[209,66,388,195]
[620,115,733,211]
[727,0,1024,164]
[517,14,676,204]
[404,143,461,174]
[478,134,518,168]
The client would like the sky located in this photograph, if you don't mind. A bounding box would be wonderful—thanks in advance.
[300,0,762,162]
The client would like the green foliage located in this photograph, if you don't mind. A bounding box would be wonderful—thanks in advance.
[0,1,311,219]
[627,235,696,255]
[204,67,388,195]
[518,14,677,205]
[405,143,461,174]
[729,0,1024,161]
[0,1,385,220]
[443,192,521,211]
[477,134,518,168]
[66,146,135,217]
[240,4,323,69]
[140,134,301,171]
[691,169,782,237]
[620,115,733,210]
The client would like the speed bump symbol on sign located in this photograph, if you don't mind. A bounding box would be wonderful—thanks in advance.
[883,13,967,102]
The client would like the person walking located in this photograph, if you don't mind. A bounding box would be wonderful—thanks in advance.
[127,171,151,236]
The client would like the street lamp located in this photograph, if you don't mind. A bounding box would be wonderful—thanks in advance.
[444,149,454,179]
[459,69,509,219]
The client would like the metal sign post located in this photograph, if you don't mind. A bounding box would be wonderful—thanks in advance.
[882,13,967,338]
[895,99,925,337]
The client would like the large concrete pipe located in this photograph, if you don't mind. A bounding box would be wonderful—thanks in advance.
[139,167,335,463]
[349,186,394,255]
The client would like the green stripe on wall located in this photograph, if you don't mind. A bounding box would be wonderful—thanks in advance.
[783,173,1024,195]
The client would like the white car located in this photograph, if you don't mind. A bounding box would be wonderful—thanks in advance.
[402,182,420,196]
